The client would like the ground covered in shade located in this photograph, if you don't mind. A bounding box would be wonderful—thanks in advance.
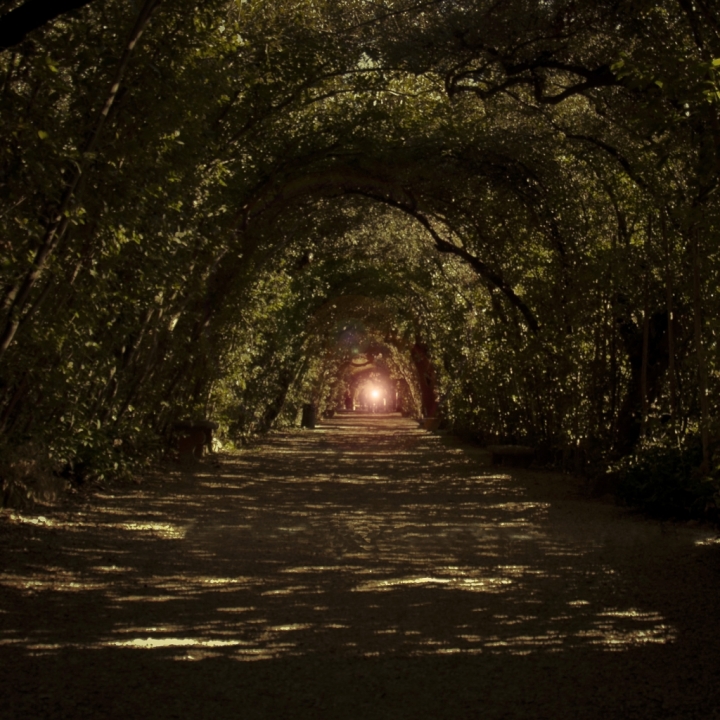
[1,413,720,719]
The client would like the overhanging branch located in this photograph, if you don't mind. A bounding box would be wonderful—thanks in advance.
[355,190,540,334]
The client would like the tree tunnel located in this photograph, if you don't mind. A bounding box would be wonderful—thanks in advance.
[1,0,719,505]
[305,304,439,420]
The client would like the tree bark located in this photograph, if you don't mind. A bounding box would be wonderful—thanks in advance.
[613,299,670,456]
[640,301,649,438]
[692,227,710,469]
[411,342,438,418]
[640,217,651,437]
[661,209,678,420]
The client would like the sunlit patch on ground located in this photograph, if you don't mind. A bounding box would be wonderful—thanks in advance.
[113,637,251,648]
[2,414,720,719]
[2,511,189,539]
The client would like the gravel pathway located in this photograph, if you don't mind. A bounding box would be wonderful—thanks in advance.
[2,413,720,719]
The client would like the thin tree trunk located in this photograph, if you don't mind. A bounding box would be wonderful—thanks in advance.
[692,226,710,469]
[610,220,618,436]
[0,0,160,360]
[661,209,677,420]
[641,308,649,438]
[640,217,650,438]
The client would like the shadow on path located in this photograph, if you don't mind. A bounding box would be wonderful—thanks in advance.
[2,414,720,718]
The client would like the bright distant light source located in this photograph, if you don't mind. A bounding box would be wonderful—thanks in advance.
[371,388,380,399]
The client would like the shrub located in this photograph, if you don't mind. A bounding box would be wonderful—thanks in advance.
[614,439,720,521]
[0,443,67,510]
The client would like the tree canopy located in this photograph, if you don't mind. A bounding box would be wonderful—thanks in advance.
[1,0,720,514]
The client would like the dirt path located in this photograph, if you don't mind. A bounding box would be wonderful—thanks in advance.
[2,413,720,719]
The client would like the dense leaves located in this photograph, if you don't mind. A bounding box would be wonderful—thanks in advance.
[1,0,719,516]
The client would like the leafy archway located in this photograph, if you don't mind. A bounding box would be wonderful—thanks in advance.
[1,0,719,512]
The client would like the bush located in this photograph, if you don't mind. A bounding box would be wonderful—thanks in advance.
[0,443,67,510]
[614,439,720,521]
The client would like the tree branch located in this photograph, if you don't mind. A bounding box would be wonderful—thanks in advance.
[358,191,540,334]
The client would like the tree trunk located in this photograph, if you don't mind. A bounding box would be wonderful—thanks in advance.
[411,342,438,418]
[614,298,670,456]
[692,227,710,469]
[640,217,650,438]
[662,209,678,420]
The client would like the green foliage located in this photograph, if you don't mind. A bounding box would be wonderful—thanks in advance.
[1,0,720,518]
[0,441,65,510]
[614,438,720,520]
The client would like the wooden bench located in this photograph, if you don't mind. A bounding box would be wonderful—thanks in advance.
[487,445,535,468]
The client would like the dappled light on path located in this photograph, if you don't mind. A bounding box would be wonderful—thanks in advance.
[2,414,720,718]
